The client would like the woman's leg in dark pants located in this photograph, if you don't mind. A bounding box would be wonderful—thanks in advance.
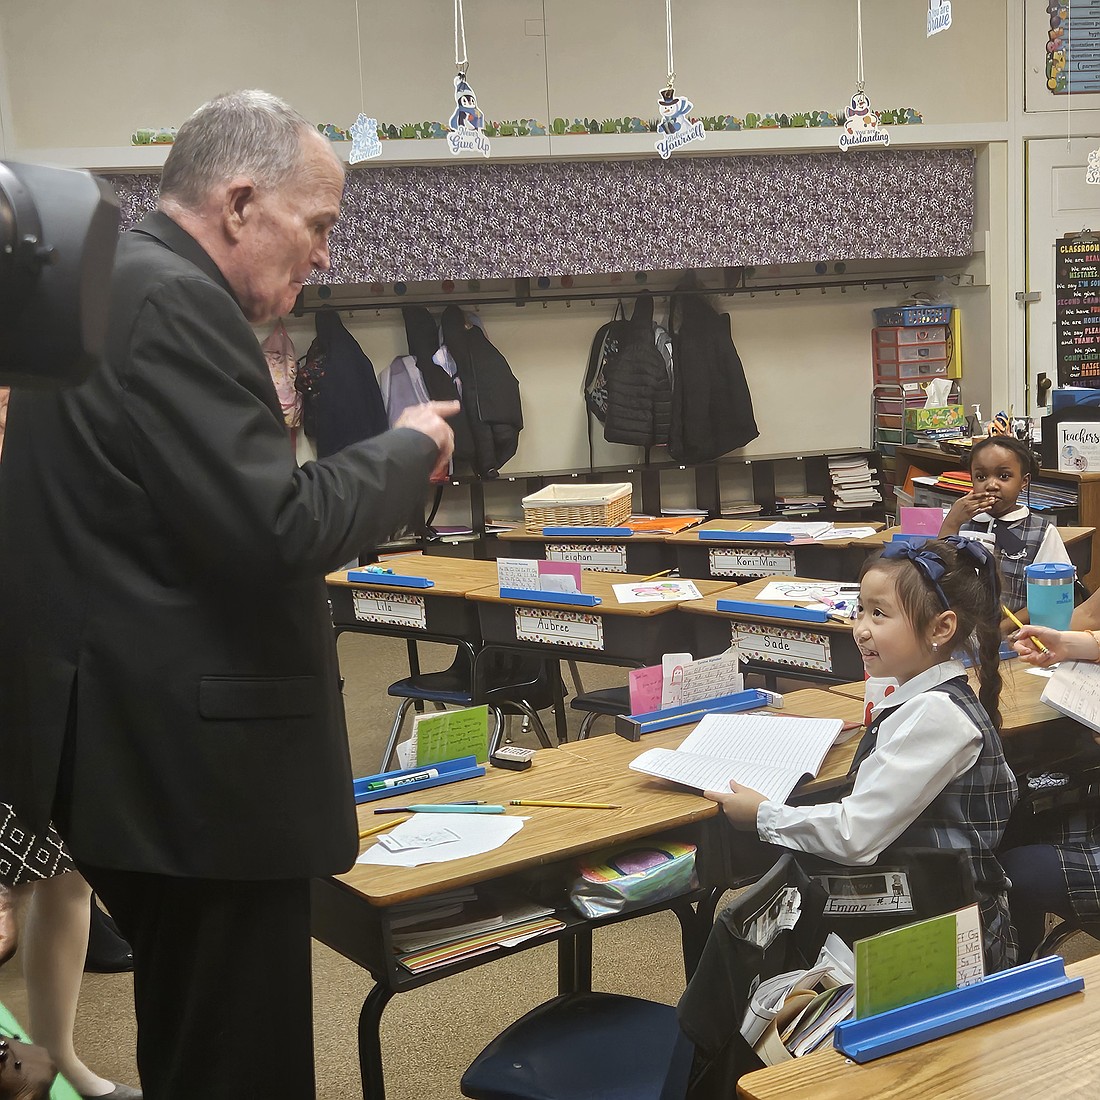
[1001,845,1074,961]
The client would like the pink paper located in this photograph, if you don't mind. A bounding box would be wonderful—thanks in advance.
[628,665,664,715]
[899,507,944,536]
[538,560,582,592]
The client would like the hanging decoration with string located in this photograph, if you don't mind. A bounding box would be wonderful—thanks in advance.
[927,0,952,38]
[839,0,890,152]
[654,0,703,159]
[348,0,382,163]
[447,0,490,157]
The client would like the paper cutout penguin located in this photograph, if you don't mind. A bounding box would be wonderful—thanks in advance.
[844,90,879,135]
[657,87,693,134]
[449,73,484,131]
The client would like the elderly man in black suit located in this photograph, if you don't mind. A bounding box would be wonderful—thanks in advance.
[0,90,457,1099]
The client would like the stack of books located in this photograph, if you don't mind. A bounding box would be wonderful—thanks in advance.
[718,498,764,518]
[934,470,972,495]
[774,494,828,517]
[827,455,882,511]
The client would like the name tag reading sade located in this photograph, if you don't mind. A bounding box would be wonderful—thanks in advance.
[515,607,605,650]
[733,623,832,672]
[352,591,427,629]
[709,548,796,577]
[547,543,628,573]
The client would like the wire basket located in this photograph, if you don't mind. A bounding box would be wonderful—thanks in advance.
[522,482,633,531]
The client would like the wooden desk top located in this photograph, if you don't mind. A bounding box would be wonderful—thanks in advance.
[824,663,1062,739]
[465,571,737,618]
[664,520,884,546]
[680,575,856,635]
[736,953,1100,1100]
[325,554,499,598]
[855,525,1095,549]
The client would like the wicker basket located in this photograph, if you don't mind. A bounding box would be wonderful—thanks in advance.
[521,482,633,531]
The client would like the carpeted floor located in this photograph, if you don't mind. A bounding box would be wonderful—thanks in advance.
[3,630,1099,1098]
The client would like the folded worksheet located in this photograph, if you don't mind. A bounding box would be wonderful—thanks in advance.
[630,712,845,803]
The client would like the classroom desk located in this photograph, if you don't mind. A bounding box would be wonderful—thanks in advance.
[667,520,884,583]
[854,525,1096,591]
[682,575,864,686]
[493,526,678,575]
[311,689,861,1099]
[736,952,1100,1100]
[466,571,739,739]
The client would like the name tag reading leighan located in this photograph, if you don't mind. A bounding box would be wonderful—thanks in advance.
[733,622,832,672]
[515,607,605,650]
[547,543,628,573]
[709,548,797,577]
[352,591,427,629]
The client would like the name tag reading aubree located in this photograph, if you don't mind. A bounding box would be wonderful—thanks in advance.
[352,591,427,629]
[733,623,832,672]
[709,548,796,577]
[547,543,628,573]
[514,607,605,650]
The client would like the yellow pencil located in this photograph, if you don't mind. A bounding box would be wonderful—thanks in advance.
[1001,605,1049,654]
[358,816,408,840]
[640,569,673,581]
[508,800,620,809]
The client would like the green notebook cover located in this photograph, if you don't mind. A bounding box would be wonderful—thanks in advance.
[413,704,490,765]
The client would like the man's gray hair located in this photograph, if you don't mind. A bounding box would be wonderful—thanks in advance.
[160,90,321,209]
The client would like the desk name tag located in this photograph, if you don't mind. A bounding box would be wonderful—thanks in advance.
[709,548,796,577]
[352,591,427,629]
[547,543,628,573]
[515,607,605,650]
[733,622,832,672]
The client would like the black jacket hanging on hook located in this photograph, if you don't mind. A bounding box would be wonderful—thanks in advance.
[295,311,388,458]
[440,304,523,478]
[669,290,758,463]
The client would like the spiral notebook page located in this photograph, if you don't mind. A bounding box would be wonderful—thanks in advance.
[1041,659,1100,736]
[629,713,845,803]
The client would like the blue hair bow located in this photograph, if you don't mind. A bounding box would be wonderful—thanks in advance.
[879,535,999,611]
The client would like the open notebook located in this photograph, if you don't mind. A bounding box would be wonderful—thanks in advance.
[1040,659,1100,735]
[629,712,849,803]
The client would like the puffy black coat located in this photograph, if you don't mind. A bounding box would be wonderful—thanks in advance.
[602,292,672,448]
[669,292,758,462]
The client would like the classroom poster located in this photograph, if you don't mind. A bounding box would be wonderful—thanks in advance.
[1044,2,1100,96]
[1055,236,1100,383]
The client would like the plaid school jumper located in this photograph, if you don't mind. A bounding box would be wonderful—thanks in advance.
[851,676,1019,971]
[960,511,1053,612]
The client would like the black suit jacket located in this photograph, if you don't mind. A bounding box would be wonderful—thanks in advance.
[0,212,437,879]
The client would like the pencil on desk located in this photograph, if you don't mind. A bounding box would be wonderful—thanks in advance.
[507,800,620,809]
[640,569,673,581]
[358,816,408,840]
[1001,605,1049,654]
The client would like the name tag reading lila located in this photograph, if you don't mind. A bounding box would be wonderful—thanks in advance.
[352,590,427,630]
[709,547,796,577]
[515,607,605,650]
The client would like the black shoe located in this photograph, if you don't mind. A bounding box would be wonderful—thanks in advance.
[85,899,134,973]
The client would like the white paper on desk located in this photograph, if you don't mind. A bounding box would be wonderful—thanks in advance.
[496,558,539,590]
[357,813,526,867]
[760,521,834,538]
[612,579,703,604]
[812,526,876,542]
[676,647,744,706]
[755,580,861,605]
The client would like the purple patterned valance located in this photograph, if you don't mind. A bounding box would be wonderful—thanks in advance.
[106,148,973,283]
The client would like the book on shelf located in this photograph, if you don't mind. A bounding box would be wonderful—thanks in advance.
[720,499,765,516]
[629,712,849,804]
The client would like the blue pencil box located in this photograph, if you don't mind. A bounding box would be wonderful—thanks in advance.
[352,755,485,804]
[715,599,830,624]
[541,526,633,537]
[498,587,602,606]
[698,530,794,543]
[346,570,434,588]
[615,689,772,741]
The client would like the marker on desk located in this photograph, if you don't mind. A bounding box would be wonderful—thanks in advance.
[373,804,506,814]
[363,768,440,791]
[1002,605,1049,654]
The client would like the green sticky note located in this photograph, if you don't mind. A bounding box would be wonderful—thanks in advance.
[854,910,958,1019]
[414,705,490,765]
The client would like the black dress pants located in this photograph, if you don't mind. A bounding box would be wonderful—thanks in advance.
[77,863,315,1100]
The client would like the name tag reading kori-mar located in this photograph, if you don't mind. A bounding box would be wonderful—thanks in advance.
[352,590,427,629]
[547,543,628,573]
[733,622,832,672]
[709,547,796,577]
[514,607,605,650]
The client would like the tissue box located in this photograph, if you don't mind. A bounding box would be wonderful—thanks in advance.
[904,406,966,433]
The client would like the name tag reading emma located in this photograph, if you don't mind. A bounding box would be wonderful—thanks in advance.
[709,548,796,577]
[547,543,628,573]
[352,590,427,629]
[733,622,832,672]
[515,607,605,650]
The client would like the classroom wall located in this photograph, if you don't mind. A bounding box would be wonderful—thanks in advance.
[0,0,1011,505]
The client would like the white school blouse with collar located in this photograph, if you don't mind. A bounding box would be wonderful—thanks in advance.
[756,661,981,863]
